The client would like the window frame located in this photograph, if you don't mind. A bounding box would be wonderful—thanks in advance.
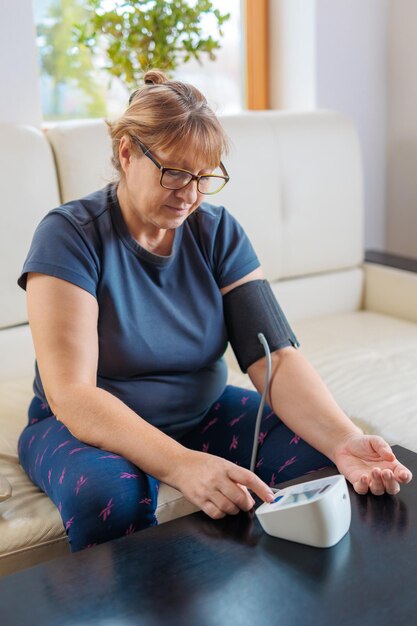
[244,0,269,110]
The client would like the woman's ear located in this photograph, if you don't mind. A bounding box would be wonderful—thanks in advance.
[119,135,134,175]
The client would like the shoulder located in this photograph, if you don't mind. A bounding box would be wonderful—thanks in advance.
[186,202,242,238]
[17,187,112,295]
[194,201,224,219]
[185,202,243,254]
[49,185,112,233]
[183,202,259,287]
[34,186,115,258]
[29,185,114,267]
[189,201,224,225]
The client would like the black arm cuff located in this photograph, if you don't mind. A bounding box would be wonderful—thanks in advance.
[223,279,300,373]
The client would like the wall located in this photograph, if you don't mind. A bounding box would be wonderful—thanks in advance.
[269,0,316,109]
[0,0,42,126]
[386,1,417,258]
[269,0,388,252]
[315,0,388,253]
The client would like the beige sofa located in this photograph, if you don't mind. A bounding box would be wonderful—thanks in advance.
[1,111,417,577]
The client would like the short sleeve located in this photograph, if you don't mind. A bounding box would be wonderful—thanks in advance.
[17,211,100,297]
[213,208,260,288]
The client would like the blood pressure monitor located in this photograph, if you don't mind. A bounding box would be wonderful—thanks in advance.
[255,474,351,548]
[248,335,352,548]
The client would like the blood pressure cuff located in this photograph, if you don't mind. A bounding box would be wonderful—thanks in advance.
[223,279,300,373]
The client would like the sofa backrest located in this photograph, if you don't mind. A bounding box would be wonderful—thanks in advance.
[218,111,365,320]
[46,110,365,320]
[0,124,60,329]
[218,111,364,280]
[0,124,60,379]
[44,119,115,205]
[0,111,365,380]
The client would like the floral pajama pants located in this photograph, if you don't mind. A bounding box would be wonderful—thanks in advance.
[18,385,334,552]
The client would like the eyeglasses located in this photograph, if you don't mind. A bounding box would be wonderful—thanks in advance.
[131,137,230,195]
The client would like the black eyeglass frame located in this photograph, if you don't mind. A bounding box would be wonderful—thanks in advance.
[131,136,230,195]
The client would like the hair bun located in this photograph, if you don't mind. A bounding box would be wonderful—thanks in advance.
[143,69,169,86]
[128,69,169,105]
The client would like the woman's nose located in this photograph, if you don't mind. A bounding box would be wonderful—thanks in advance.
[175,180,199,205]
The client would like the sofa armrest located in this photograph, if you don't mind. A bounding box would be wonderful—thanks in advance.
[365,250,417,273]
[364,250,417,324]
[0,474,12,502]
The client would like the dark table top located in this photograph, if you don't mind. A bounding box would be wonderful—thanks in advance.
[0,445,416,626]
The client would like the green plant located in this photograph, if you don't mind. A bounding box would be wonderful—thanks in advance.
[37,0,107,118]
[73,0,231,88]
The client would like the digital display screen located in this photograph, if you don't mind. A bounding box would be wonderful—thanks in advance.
[275,483,331,505]
[283,487,322,504]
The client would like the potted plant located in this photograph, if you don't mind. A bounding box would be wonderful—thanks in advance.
[73,0,231,89]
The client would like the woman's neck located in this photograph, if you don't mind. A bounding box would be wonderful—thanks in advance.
[116,182,174,256]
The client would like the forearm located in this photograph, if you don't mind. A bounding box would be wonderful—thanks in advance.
[248,348,362,462]
[49,383,188,485]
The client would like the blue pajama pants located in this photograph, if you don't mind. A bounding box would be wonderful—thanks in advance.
[18,385,334,552]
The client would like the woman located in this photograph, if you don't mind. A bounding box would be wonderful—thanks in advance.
[17,70,412,552]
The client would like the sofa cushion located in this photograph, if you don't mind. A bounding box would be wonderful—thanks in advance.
[295,311,417,452]
[0,475,11,501]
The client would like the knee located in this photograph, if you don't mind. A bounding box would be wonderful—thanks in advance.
[57,465,159,551]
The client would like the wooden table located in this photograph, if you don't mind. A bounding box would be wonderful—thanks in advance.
[0,446,415,625]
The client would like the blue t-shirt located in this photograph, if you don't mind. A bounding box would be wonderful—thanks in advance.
[18,184,260,438]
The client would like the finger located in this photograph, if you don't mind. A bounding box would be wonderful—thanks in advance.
[203,501,227,520]
[370,436,396,462]
[369,468,385,496]
[210,492,240,516]
[394,465,413,484]
[227,465,275,503]
[221,482,255,512]
[237,483,257,509]
[353,474,369,495]
[381,469,400,496]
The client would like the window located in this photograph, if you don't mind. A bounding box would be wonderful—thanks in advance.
[174,0,242,115]
[33,0,243,120]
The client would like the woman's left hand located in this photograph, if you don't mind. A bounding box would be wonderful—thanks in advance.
[333,434,413,495]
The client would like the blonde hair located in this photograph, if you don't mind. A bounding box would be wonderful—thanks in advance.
[107,69,229,178]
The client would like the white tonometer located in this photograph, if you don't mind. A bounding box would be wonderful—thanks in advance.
[255,474,351,548]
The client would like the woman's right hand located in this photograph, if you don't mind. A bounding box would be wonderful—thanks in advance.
[171,449,276,519]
